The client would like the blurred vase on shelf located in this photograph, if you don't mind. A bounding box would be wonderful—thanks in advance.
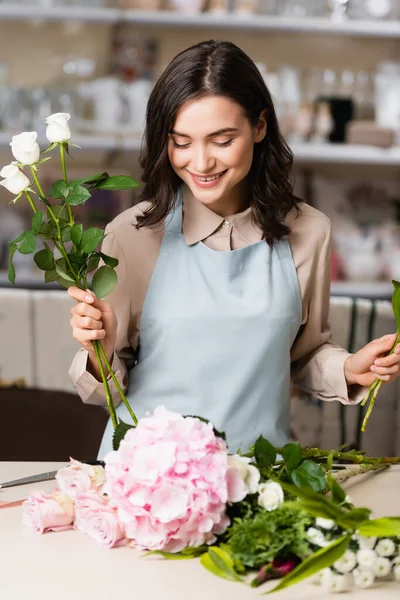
[208,0,230,12]
[349,0,398,20]
[118,0,163,8]
[375,62,400,145]
[335,228,382,282]
[169,0,206,13]
[328,0,349,21]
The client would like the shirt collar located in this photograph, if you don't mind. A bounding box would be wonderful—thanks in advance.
[182,185,263,246]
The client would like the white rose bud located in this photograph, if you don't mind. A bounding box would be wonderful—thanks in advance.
[10,131,40,165]
[257,481,284,512]
[373,557,391,578]
[375,539,396,557]
[333,550,357,574]
[357,548,377,570]
[353,568,375,589]
[45,112,71,143]
[227,455,260,502]
[0,163,30,196]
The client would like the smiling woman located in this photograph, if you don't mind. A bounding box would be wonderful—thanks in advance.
[68,40,400,459]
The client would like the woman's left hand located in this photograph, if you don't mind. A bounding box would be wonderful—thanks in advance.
[344,333,400,387]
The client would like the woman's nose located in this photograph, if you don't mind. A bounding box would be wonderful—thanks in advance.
[191,146,216,174]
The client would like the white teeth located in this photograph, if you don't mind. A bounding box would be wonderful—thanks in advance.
[195,172,224,182]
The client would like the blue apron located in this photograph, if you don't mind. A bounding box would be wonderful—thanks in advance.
[98,190,302,457]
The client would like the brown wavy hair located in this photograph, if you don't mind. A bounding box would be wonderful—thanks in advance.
[137,40,301,245]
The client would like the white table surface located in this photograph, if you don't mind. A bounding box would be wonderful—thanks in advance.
[0,462,399,600]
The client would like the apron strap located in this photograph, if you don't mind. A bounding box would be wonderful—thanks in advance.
[164,185,183,234]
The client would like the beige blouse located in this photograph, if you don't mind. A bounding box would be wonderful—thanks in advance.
[69,186,366,407]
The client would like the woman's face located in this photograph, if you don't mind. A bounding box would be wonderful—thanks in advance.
[168,95,266,215]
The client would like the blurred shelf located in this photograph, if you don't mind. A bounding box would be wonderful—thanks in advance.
[291,143,400,166]
[331,281,393,300]
[0,5,400,38]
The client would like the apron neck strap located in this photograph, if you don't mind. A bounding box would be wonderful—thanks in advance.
[165,185,183,234]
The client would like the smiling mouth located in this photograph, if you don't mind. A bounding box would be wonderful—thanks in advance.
[189,170,228,182]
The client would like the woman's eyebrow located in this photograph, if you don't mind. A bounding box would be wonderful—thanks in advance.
[169,127,238,138]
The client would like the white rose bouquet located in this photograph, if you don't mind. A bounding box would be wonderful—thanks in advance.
[1,113,139,430]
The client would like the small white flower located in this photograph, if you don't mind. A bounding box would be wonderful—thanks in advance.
[353,568,375,589]
[392,555,400,566]
[375,538,396,557]
[333,550,357,574]
[0,163,30,196]
[394,564,400,582]
[45,112,71,143]
[322,572,351,594]
[10,131,40,165]
[358,535,377,550]
[357,549,377,570]
[307,527,326,547]
[316,517,335,530]
[311,567,331,586]
[226,455,260,502]
[344,495,352,505]
[257,481,284,512]
[373,557,391,578]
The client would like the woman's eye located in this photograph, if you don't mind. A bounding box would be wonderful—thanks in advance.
[171,140,190,149]
[214,139,234,147]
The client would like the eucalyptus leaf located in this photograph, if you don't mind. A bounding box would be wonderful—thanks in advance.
[66,181,91,206]
[358,517,400,538]
[254,435,277,469]
[96,175,140,191]
[49,180,70,200]
[34,245,55,271]
[112,419,135,451]
[18,232,36,255]
[31,211,44,235]
[70,223,83,247]
[8,243,17,285]
[282,442,302,470]
[81,227,104,254]
[291,460,327,492]
[200,547,242,583]
[266,535,352,594]
[92,266,117,299]
[100,252,119,269]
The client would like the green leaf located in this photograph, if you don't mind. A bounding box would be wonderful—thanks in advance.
[254,435,276,469]
[8,233,24,246]
[86,253,101,273]
[43,142,58,154]
[336,508,371,530]
[358,517,400,538]
[70,224,83,247]
[81,227,104,254]
[37,222,54,240]
[200,547,242,583]
[96,175,140,191]
[100,252,119,269]
[72,172,109,186]
[392,281,400,335]
[278,481,345,520]
[34,245,55,271]
[66,181,91,206]
[266,534,352,594]
[55,264,75,283]
[8,244,17,285]
[50,205,68,222]
[327,475,346,505]
[45,269,58,283]
[284,499,345,523]
[49,180,70,200]
[282,442,302,470]
[291,460,327,492]
[92,266,117,299]
[32,211,44,235]
[112,419,135,451]
[61,224,71,243]
[18,231,37,255]
[143,547,207,560]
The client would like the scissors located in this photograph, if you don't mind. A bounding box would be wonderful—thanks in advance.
[0,460,105,489]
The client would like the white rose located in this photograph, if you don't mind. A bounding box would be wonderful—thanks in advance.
[257,481,284,512]
[357,549,377,570]
[358,536,377,550]
[373,557,391,578]
[45,112,71,143]
[333,550,357,574]
[10,131,40,165]
[307,527,326,547]
[353,568,375,589]
[0,163,30,195]
[394,564,400,582]
[226,455,260,502]
[322,572,351,594]
[316,517,335,530]
[375,539,396,557]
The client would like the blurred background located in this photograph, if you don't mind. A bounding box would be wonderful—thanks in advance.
[0,0,400,460]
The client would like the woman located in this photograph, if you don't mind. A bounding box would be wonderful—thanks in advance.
[68,40,400,457]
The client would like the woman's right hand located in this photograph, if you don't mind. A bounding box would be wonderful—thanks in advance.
[68,286,117,369]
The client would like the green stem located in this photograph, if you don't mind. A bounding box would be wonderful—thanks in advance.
[59,143,73,226]
[361,380,382,432]
[97,343,138,426]
[361,378,380,407]
[24,191,37,213]
[46,204,78,281]
[30,167,46,200]
[93,340,118,429]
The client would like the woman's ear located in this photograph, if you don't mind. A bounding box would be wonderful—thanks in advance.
[254,109,268,143]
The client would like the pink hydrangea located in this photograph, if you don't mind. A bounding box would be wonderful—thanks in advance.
[104,406,231,553]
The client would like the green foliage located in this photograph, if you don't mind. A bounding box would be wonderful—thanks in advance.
[112,419,135,451]
[70,223,83,247]
[290,460,327,492]
[66,181,91,206]
[392,280,400,335]
[31,211,44,235]
[200,547,242,582]
[358,517,400,537]
[227,506,312,569]
[100,252,119,269]
[18,231,37,255]
[81,227,104,254]
[282,442,302,470]
[254,436,276,469]
[144,546,207,560]
[34,245,55,271]
[8,244,17,284]
[49,180,69,200]
[92,265,117,299]
[96,175,140,190]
